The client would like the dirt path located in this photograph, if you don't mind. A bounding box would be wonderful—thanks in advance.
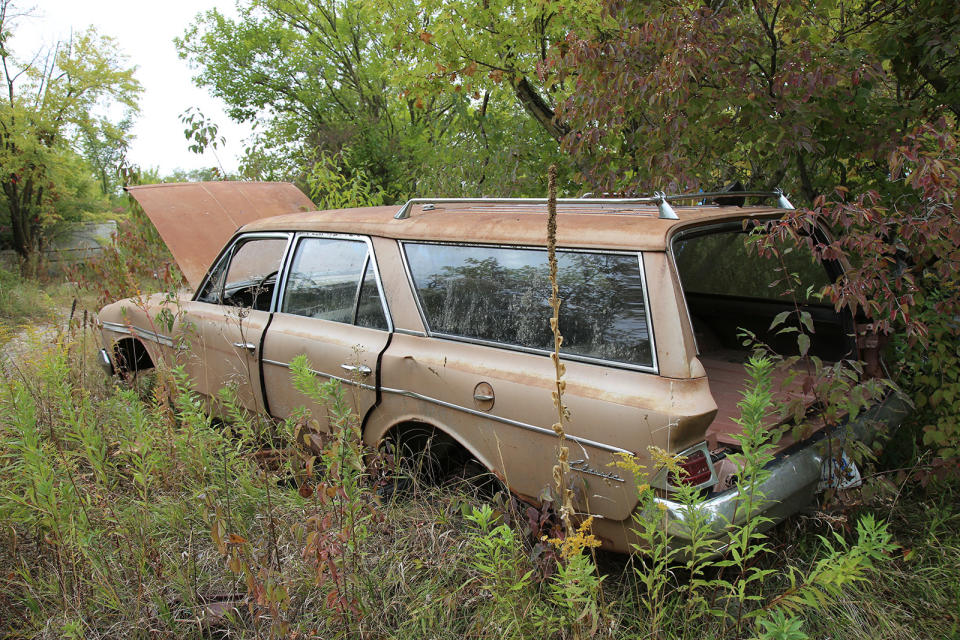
[0,307,88,364]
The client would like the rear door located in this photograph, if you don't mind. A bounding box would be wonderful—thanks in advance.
[260,234,392,433]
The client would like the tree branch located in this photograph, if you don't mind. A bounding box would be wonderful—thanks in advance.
[510,76,568,143]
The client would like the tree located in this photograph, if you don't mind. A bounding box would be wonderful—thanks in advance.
[375,0,605,145]
[80,115,135,196]
[178,0,568,200]
[178,0,448,197]
[555,0,957,200]
[0,0,141,271]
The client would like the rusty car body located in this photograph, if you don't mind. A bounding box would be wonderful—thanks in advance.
[97,182,908,553]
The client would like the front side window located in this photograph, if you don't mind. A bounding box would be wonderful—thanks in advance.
[198,236,288,310]
[197,252,230,303]
[404,243,653,368]
[281,237,388,329]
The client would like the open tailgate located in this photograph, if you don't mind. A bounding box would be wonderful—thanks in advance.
[126,181,315,290]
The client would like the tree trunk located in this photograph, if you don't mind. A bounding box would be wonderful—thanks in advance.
[2,177,40,275]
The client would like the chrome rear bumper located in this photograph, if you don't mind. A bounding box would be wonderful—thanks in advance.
[652,392,910,544]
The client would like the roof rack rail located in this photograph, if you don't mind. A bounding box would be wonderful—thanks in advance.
[393,189,793,220]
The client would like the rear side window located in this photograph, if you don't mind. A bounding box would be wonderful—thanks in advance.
[404,243,653,368]
[281,237,388,330]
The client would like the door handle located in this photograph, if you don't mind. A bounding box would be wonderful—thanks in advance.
[232,342,256,353]
[473,393,495,401]
[340,363,372,376]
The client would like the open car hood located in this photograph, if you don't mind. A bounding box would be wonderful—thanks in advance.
[126,181,315,290]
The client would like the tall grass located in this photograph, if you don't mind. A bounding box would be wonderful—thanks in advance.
[0,322,956,638]
[0,265,78,328]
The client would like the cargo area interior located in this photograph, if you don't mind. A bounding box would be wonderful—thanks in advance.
[672,225,856,448]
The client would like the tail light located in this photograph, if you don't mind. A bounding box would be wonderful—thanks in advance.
[651,442,718,492]
[673,449,712,486]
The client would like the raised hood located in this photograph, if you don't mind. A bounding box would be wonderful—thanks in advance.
[126,181,315,290]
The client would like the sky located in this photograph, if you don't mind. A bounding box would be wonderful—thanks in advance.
[10,0,253,175]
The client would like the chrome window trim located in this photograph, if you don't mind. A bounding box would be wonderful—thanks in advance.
[352,253,371,325]
[398,240,658,374]
[637,252,659,374]
[270,234,296,312]
[274,232,394,333]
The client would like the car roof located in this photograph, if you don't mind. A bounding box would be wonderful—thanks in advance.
[243,203,787,251]
[126,181,790,289]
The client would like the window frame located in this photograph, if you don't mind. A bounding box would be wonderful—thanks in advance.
[399,240,659,374]
[193,232,294,310]
[274,232,394,332]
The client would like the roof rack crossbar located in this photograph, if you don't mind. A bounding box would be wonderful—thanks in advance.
[394,189,794,220]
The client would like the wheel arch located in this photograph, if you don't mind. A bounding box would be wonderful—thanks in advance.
[367,415,498,478]
[112,336,155,374]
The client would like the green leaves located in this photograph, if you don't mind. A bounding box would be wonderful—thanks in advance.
[0,18,141,263]
[797,333,811,357]
[307,151,385,209]
[179,0,570,199]
[557,0,950,201]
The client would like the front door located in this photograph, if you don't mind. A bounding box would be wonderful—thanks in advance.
[180,234,291,413]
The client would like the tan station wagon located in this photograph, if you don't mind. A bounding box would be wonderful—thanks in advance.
[97,182,908,553]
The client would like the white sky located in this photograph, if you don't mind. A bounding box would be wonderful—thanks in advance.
[11,0,253,175]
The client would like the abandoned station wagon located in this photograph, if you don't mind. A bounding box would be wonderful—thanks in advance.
[97,182,907,553]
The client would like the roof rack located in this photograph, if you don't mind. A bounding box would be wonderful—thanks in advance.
[393,189,794,220]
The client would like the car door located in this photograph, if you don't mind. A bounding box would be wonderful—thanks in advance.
[260,234,392,434]
[179,233,291,413]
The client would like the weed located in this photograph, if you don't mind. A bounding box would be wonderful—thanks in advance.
[0,331,953,638]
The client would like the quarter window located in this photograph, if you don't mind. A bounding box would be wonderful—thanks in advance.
[281,237,388,329]
[404,243,653,368]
